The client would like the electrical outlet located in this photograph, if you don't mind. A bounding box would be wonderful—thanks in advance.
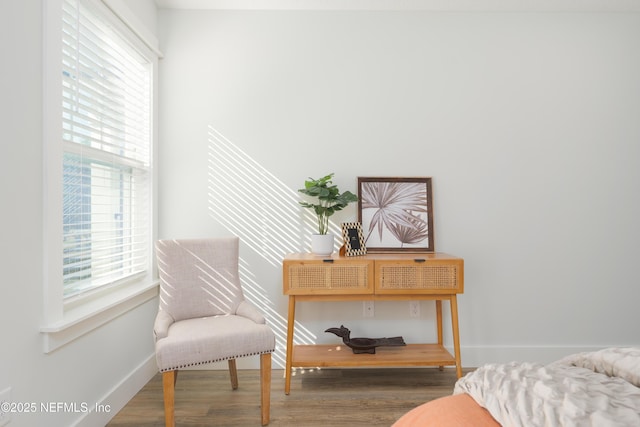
[409,301,420,318]
[363,301,374,317]
[0,387,11,426]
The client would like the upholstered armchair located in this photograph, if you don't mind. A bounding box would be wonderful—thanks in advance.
[154,237,276,426]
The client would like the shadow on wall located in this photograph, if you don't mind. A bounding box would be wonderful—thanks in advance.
[207,125,341,370]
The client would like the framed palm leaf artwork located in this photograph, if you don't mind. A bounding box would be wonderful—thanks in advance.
[357,177,434,252]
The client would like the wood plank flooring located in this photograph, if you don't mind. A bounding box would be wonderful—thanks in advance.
[108,367,472,426]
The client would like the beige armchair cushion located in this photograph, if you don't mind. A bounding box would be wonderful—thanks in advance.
[156,314,275,371]
[153,301,266,341]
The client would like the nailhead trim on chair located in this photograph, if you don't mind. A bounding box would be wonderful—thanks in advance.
[159,349,275,372]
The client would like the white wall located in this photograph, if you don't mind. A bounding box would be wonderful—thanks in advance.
[0,1,159,426]
[157,7,640,367]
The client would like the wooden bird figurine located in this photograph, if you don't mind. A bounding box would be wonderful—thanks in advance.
[325,325,406,354]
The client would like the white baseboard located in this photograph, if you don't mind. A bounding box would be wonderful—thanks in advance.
[72,353,158,427]
[459,345,606,367]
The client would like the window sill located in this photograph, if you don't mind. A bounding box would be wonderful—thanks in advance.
[40,280,159,353]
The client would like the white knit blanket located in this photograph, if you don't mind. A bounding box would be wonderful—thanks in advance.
[454,347,640,427]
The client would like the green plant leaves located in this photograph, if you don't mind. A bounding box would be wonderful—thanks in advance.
[298,173,358,235]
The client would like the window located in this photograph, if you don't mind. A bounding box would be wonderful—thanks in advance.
[42,0,159,351]
[61,0,151,298]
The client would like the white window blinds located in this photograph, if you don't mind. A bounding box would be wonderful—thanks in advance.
[61,0,151,298]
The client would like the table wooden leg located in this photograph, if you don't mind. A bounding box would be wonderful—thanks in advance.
[284,296,296,395]
[450,295,462,378]
[435,300,444,370]
[435,300,443,345]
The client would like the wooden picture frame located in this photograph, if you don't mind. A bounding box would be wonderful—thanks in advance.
[357,177,434,252]
[341,222,367,256]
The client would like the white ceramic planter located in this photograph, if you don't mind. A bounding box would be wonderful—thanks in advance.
[310,234,334,256]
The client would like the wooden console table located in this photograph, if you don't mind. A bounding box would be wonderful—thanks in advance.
[282,252,464,395]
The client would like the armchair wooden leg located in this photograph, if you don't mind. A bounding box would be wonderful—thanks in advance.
[162,370,177,427]
[260,352,272,426]
[228,359,238,390]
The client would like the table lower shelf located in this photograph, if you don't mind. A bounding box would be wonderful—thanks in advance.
[292,344,456,368]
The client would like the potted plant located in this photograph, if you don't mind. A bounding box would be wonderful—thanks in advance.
[299,173,358,255]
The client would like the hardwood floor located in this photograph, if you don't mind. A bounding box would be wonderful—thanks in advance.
[108,367,472,426]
